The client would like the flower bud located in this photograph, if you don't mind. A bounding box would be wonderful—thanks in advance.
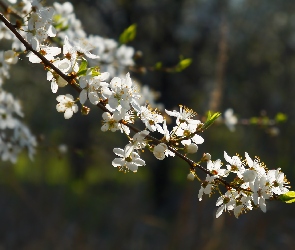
[185,143,198,154]
[153,143,167,160]
[4,50,18,64]
[58,144,68,154]
[81,105,90,115]
[57,76,68,87]
[187,172,195,181]
[201,153,211,161]
[242,169,256,182]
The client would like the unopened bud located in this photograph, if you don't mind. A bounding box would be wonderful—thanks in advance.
[134,50,143,59]
[202,153,211,161]
[185,143,198,154]
[4,50,18,64]
[58,144,68,154]
[187,172,195,181]
[138,66,147,74]
[81,105,90,115]
[242,169,256,182]
[267,127,280,137]
[57,76,68,87]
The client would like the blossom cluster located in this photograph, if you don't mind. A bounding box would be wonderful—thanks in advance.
[0,1,158,161]
[197,152,289,218]
[0,0,291,219]
[0,90,36,163]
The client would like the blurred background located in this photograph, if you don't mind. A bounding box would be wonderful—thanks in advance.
[1,0,295,249]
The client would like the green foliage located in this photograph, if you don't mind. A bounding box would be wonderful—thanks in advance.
[76,58,88,76]
[91,67,100,76]
[12,153,70,185]
[175,58,192,71]
[202,111,221,130]
[53,14,66,29]
[249,113,287,125]
[249,116,269,125]
[279,191,295,203]
[119,24,137,44]
[154,61,163,70]
[275,112,288,123]
[249,117,259,124]
[173,58,192,72]
[154,58,192,72]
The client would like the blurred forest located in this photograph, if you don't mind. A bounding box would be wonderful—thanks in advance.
[1,0,295,249]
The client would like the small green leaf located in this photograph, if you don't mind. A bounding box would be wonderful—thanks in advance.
[202,111,221,130]
[76,70,87,77]
[119,24,137,44]
[207,111,212,120]
[154,61,163,70]
[54,22,64,30]
[174,58,192,72]
[76,58,88,77]
[53,14,69,30]
[90,67,100,76]
[210,112,221,121]
[275,112,287,123]
[53,14,62,24]
[249,117,258,124]
[279,191,295,203]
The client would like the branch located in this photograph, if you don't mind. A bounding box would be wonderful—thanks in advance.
[0,12,248,192]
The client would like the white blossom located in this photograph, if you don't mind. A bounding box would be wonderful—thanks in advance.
[207,159,229,177]
[165,105,198,126]
[63,36,99,67]
[79,71,110,105]
[181,139,198,154]
[108,73,140,111]
[26,7,56,50]
[0,22,13,40]
[47,58,71,93]
[112,147,145,172]
[198,174,216,201]
[4,50,18,64]
[224,151,245,178]
[53,2,74,28]
[116,44,135,66]
[124,130,149,156]
[27,45,61,63]
[0,51,10,86]
[101,110,130,134]
[267,168,289,195]
[56,94,78,119]
[224,108,237,132]
[153,142,174,160]
[216,191,238,218]
[137,106,164,132]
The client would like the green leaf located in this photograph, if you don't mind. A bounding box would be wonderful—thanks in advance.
[53,14,69,31]
[154,61,163,70]
[279,191,295,203]
[202,111,221,130]
[90,67,100,77]
[119,24,137,44]
[53,14,62,24]
[275,112,287,123]
[249,117,258,124]
[76,58,88,77]
[174,58,192,72]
